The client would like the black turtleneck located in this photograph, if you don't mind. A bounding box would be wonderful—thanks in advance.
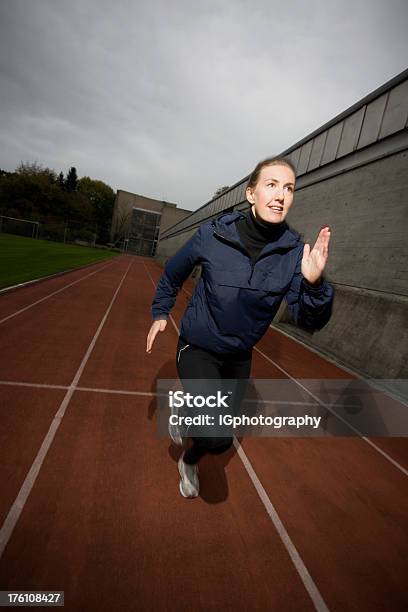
[235,207,285,263]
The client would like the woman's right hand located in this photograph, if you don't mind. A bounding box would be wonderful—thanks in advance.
[146,319,168,353]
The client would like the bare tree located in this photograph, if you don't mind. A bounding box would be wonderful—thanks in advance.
[113,208,132,243]
[213,185,230,198]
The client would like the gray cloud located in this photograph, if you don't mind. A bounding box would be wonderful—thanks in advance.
[1,0,407,210]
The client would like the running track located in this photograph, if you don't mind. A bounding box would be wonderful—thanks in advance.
[0,255,407,611]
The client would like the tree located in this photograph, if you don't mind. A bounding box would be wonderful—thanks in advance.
[65,167,78,192]
[0,161,116,244]
[16,161,56,183]
[16,161,45,176]
[0,162,77,223]
[213,185,230,198]
[77,176,116,243]
[4,162,59,217]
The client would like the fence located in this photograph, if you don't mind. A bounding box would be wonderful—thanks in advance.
[0,215,39,239]
[0,215,102,248]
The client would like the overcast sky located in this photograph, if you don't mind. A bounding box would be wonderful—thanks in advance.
[1,0,407,211]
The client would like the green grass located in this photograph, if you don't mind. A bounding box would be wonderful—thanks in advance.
[0,233,121,289]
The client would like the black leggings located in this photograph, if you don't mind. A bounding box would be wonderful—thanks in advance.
[176,337,252,464]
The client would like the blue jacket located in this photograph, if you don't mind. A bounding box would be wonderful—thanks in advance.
[151,211,334,353]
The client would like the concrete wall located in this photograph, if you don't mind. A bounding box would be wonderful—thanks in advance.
[274,149,408,379]
[277,286,407,379]
[159,206,192,236]
[285,150,408,296]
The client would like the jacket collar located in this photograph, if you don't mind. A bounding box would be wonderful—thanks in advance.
[211,210,300,254]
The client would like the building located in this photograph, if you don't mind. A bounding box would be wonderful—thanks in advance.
[110,190,191,256]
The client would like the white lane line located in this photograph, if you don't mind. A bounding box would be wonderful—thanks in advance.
[76,386,156,396]
[235,441,329,612]
[142,260,330,612]
[175,277,407,477]
[2,380,348,407]
[254,346,408,477]
[0,260,133,559]
[0,379,360,411]
[0,259,120,325]
[0,381,68,390]
[0,380,157,396]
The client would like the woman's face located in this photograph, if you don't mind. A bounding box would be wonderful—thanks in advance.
[246,163,296,224]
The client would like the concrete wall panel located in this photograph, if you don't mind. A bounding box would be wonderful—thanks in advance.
[289,148,301,171]
[239,181,248,202]
[336,107,365,158]
[321,123,343,165]
[379,80,408,138]
[307,132,327,171]
[358,94,388,148]
[297,140,313,175]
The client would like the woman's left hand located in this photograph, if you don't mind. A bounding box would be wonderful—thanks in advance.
[301,225,331,285]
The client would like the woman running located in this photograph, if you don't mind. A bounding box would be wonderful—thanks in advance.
[146,156,334,498]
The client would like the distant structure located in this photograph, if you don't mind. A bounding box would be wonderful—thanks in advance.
[155,68,408,380]
[110,190,191,256]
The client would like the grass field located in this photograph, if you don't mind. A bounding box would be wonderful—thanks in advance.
[0,233,120,290]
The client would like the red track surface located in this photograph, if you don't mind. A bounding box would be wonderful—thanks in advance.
[0,255,407,611]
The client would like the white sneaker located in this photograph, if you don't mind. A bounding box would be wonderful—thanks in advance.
[178,453,199,498]
[168,401,189,447]
[169,419,184,447]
